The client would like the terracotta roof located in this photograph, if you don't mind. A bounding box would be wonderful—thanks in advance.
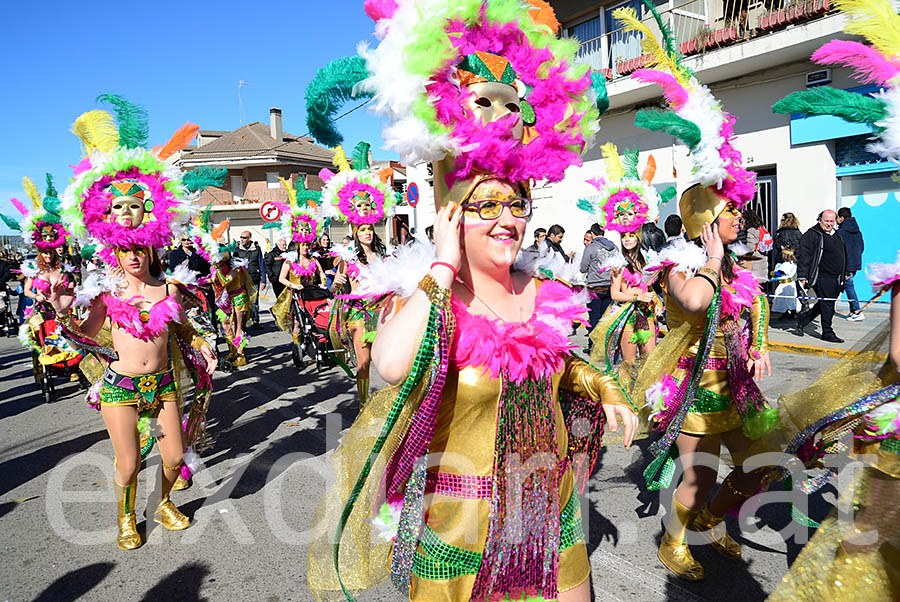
[182,122,332,164]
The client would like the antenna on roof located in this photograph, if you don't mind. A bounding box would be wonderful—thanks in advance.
[238,80,250,124]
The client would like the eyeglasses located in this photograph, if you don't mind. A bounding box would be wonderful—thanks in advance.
[462,197,532,220]
[240,236,250,240]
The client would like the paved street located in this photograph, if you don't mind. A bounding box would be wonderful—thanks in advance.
[0,302,850,602]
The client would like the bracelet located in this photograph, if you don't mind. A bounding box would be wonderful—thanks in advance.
[430,261,458,277]
[699,267,721,282]
[418,274,451,307]
[695,272,718,292]
[707,256,723,263]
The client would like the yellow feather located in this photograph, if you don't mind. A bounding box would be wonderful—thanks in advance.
[612,7,692,85]
[279,177,297,208]
[22,177,41,210]
[331,146,351,173]
[601,143,625,182]
[71,110,119,156]
[834,0,900,58]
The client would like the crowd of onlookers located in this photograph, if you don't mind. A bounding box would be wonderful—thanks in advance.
[526,204,866,344]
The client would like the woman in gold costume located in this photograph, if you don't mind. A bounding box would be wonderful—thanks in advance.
[613,4,777,580]
[766,259,900,600]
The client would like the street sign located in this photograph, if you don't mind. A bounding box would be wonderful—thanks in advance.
[407,182,419,207]
[260,201,282,222]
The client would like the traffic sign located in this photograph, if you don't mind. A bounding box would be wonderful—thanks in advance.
[260,201,282,222]
[407,182,419,207]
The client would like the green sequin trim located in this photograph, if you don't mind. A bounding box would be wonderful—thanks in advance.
[755,297,767,350]
[412,494,584,582]
[688,387,730,413]
[880,437,900,455]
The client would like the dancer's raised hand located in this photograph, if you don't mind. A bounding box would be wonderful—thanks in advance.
[700,222,724,261]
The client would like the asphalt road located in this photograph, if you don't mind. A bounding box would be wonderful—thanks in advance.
[0,310,841,602]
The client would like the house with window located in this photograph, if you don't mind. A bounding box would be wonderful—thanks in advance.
[176,108,335,248]
[525,0,896,266]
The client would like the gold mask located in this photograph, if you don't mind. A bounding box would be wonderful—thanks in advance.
[679,184,731,240]
[462,81,524,142]
[110,196,145,229]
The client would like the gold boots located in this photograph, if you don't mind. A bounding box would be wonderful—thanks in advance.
[154,498,191,530]
[114,479,142,550]
[357,376,369,410]
[172,475,190,491]
[658,495,704,581]
[825,544,892,599]
[693,503,742,559]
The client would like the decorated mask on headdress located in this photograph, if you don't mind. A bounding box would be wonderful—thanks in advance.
[262,176,321,244]
[319,142,397,227]
[61,94,200,263]
[304,0,608,210]
[773,0,900,166]
[615,0,755,240]
[584,143,674,238]
[3,174,71,251]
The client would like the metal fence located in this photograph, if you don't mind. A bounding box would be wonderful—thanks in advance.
[573,0,833,78]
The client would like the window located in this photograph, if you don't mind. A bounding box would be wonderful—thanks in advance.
[266,172,280,189]
[231,176,244,202]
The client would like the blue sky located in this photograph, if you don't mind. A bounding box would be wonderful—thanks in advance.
[0,1,393,235]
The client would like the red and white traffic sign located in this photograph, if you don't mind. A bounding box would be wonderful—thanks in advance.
[407,182,419,207]
[260,201,282,222]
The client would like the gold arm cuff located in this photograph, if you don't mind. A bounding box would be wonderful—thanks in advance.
[418,274,451,307]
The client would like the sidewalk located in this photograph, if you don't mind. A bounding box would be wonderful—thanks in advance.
[767,299,889,357]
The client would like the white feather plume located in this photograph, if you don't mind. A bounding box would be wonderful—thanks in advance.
[652,237,708,275]
[330,242,357,263]
[168,263,199,287]
[351,241,436,299]
[74,264,123,307]
[20,260,39,279]
[869,86,900,162]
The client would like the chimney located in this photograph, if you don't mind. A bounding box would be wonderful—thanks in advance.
[270,107,283,142]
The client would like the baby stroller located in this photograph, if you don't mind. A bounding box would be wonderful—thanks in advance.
[291,287,340,372]
[32,316,86,403]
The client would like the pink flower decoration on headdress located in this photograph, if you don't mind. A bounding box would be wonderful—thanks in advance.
[32,221,70,251]
[336,181,387,226]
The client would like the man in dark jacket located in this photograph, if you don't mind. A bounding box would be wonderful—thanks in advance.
[837,207,865,320]
[580,226,617,352]
[168,235,195,270]
[545,224,573,262]
[641,221,666,252]
[796,209,848,343]
[235,231,266,329]
[265,238,288,299]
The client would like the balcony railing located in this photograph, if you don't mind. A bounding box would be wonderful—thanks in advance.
[574,0,833,79]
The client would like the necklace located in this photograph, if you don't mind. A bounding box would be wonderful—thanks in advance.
[455,277,524,323]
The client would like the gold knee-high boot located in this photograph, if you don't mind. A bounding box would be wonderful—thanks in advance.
[659,495,704,581]
[357,376,369,410]
[692,503,742,559]
[114,478,142,550]
[154,460,190,530]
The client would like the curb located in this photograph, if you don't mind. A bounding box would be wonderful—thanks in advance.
[768,340,887,361]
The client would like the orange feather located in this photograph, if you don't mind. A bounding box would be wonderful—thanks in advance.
[155,123,200,159]
[524,0,560,34]
[641,155,657,184]
[211,219,230,241]
[378,168,393,184]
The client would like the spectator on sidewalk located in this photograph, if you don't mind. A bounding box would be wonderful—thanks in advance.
[235,230,266,329]
[580,226,617,351]
[837,207,865,321]
[774,212,801,265]
[545,224,574,262]
[265,238,289,299]
[640,220,666,253]
[168,234,195,270]
[662,214,684,249]
[583,229,594,247]
[524,228,547,254]
[797,209,848,343]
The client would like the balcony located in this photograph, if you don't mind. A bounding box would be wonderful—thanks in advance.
[574,0,835,81]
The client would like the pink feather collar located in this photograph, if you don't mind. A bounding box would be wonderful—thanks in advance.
[103,294,182,342]
[451,279,585,383]
[720,267,761,319]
